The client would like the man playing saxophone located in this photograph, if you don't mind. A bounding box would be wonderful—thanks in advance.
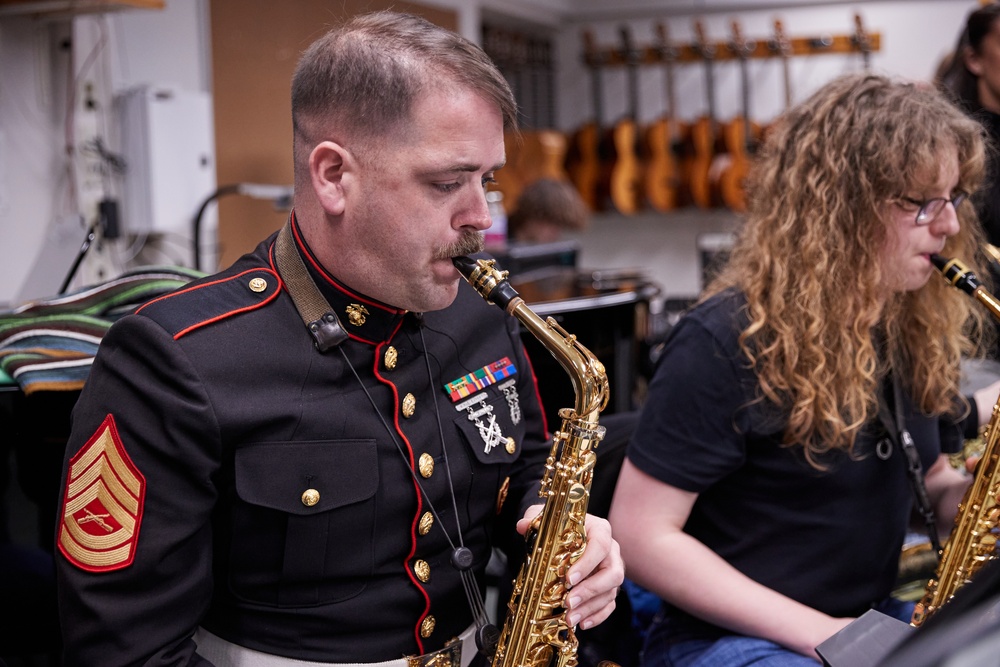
[610,73,990,667]
[54,12,623,665]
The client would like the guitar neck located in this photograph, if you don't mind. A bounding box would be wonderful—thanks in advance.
[590,66,605,127]
[732,24,754,142]
[694,22,717,126]
[703,57,716,124]
[620,26,640,123]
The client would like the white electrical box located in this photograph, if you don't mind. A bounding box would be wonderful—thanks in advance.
[116,85,216,243]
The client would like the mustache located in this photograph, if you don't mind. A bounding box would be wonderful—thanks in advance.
[437,230,484,260]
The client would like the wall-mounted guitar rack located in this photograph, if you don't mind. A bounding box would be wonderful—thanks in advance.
[581,15,880,67]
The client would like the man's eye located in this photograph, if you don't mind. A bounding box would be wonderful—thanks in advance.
[481,175,497,189]
[434,182,461,193]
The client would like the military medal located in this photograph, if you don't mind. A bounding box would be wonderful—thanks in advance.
[455,393,506,454]
[497,378,521,425]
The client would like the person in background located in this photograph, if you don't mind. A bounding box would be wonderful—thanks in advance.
[609,72,989,667]
[54,12,623,666]
[938,2,1000,246]
[507,177,589,244]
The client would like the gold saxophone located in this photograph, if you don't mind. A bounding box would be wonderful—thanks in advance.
[453,256,612,667]
[910,253,1000,626]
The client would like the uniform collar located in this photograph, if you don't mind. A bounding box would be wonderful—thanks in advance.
[288,212,407,345]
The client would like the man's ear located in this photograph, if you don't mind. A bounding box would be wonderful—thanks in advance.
[310,140,351,216]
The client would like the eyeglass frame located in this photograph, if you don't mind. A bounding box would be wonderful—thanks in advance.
[895,191,968,225]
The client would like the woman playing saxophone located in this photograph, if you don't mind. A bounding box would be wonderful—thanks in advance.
[609,73,990,667]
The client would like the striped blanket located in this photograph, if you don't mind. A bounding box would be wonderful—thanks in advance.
[0,267,204,394]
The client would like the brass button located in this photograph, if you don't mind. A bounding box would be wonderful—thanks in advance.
[418,511,434,535]
[420,615,436,638]
[418,453,434,478]
[384,346,398,370]
[414,559,430,582]
[248,277,267,293]
[402,393,416,418]
[301,489,320,506]
[505,437,516,454]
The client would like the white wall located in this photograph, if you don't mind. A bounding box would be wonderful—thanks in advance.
[0,0,209,307]
[0,0,983,308]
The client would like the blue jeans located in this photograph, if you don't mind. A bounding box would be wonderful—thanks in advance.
[641,598,915,667]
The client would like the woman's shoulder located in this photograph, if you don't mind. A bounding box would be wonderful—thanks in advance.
[684,288,749,334]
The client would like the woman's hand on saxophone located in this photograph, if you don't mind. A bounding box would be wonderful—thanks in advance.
[516,504,626,630]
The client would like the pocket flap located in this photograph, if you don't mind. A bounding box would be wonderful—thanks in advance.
[235,440,379,515]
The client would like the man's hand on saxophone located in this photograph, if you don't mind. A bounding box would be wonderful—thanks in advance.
[516,504,625,631]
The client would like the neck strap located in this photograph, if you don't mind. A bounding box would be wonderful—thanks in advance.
[877,372,942,556]
[275,221,349,351]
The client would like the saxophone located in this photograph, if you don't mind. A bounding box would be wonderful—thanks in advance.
[910,253,1000,626]
[452,256,611,667]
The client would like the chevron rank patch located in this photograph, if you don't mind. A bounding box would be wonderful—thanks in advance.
[58,414,146,572]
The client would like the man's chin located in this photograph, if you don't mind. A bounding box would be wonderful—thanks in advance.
[410,281,461,314]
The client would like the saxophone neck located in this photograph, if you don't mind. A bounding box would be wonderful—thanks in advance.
[453,256,610,418]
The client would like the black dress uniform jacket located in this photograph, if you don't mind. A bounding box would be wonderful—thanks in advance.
[55,222,551,666]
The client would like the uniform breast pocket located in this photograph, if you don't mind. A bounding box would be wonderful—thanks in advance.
[452,388,526,466]
[229,439,379,607]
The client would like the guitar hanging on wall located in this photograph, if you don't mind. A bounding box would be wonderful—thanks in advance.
[566,29,609,211]
[687,20,723,209]
[643,22,687,213]
[609,25,645,215]
[719,20,762,213]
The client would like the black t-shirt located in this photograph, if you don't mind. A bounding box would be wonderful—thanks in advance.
[628,290,963,628]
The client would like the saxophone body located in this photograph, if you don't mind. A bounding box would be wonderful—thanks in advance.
[911,254,1000,626]
[453,256,610,667]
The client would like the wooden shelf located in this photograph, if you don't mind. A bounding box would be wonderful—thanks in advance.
[0,0,163,17]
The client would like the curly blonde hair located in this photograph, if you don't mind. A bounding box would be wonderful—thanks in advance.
[705,73,989,467]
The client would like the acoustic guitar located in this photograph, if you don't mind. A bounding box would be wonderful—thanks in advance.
[719,21,762,213]
[643,22,687,213]
[565,30,608,211]
[609,25,645,215]
[687,21,723,209]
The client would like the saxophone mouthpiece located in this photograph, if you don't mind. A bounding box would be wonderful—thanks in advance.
[452,256,520,310]
[930,253,981,296]
[451,255,479,281]
[929,253,948,272]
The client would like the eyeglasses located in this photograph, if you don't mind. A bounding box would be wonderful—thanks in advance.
[897,192,968,225]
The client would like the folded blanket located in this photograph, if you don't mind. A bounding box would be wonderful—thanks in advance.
[0,267,203,394]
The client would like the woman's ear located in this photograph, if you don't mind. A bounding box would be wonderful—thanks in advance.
[310,141,350,216]
[964,45,984,77]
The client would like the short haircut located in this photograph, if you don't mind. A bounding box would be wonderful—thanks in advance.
[291,11,517,180]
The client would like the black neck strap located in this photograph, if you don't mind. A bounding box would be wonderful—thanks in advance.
[877,372,942,556]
